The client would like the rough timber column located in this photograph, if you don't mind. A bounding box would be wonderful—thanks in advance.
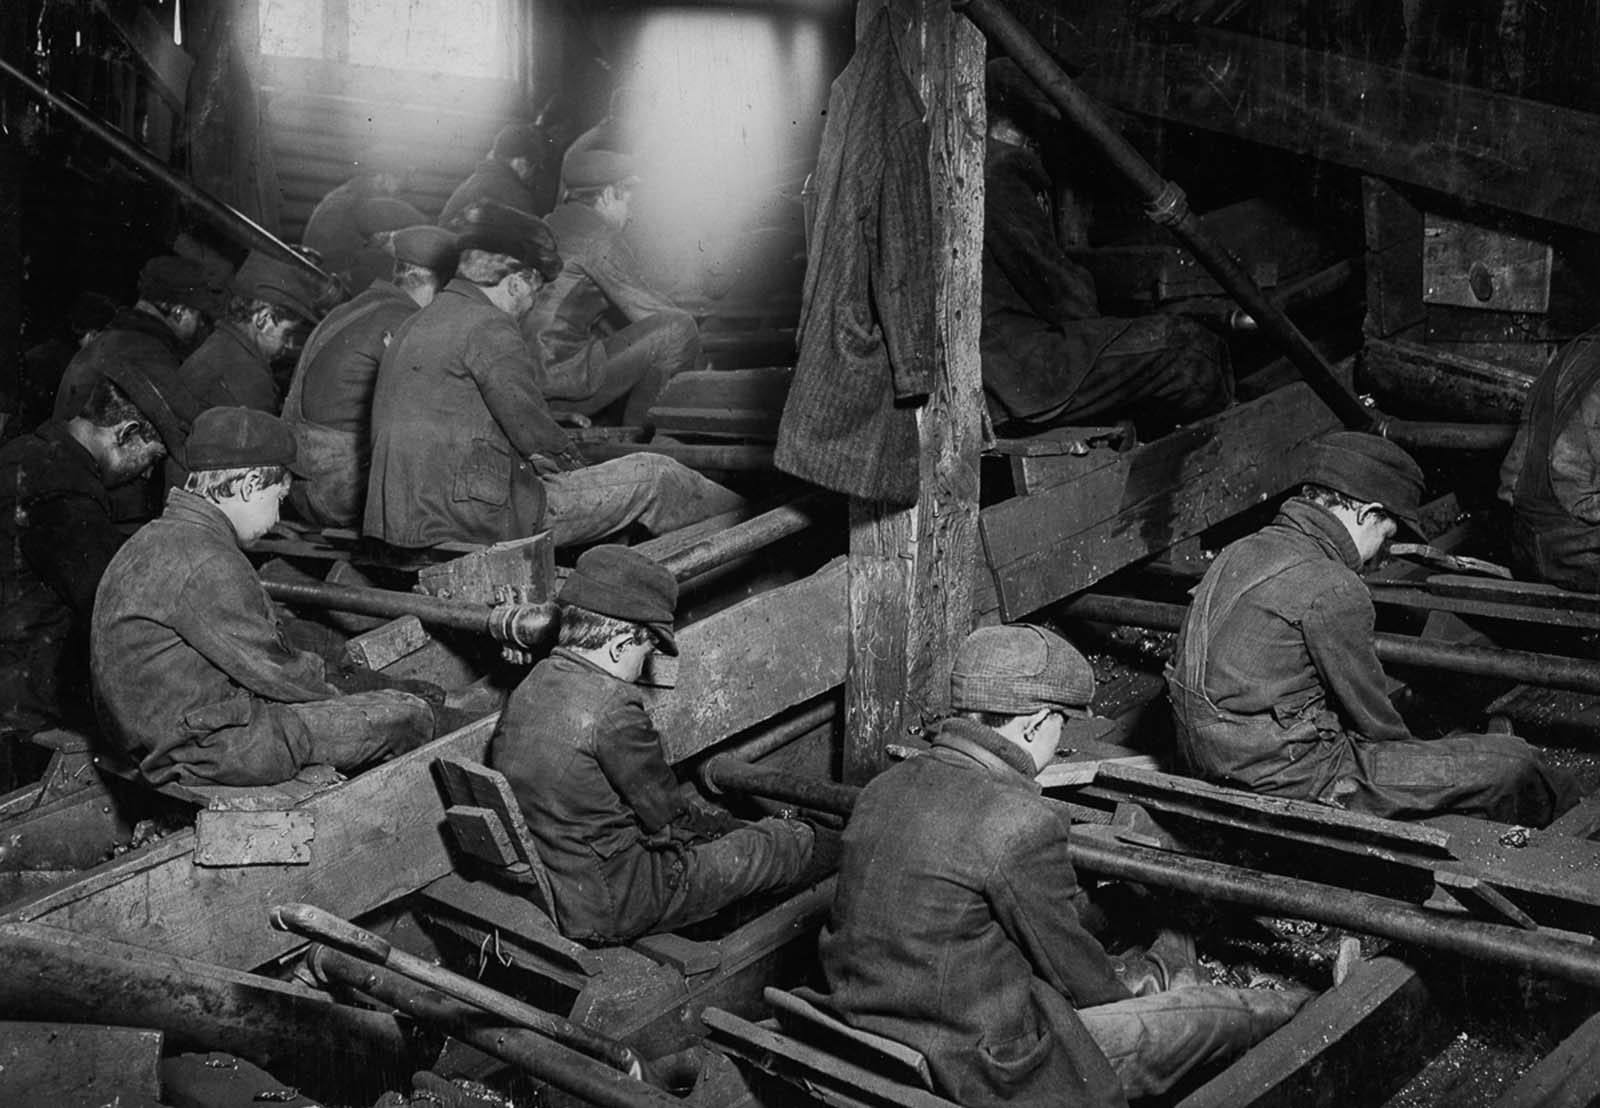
[843,0,986,785]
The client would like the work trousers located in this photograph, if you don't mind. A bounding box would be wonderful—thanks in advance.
[155,690,435,787]
[644,817,815,938]
[542,453,746,549]
[1000,315,1232,439]
[545,310,702,427]
[1080,984,1306,1099]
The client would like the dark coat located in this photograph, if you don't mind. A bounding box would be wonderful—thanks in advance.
[364,278,574,547]
[811,718,1128,1108]
[180,321,279,413]
[980,140,1130,425]
[440,158,539,225]
[774,10,935,507]
[489,648,736,941]
[91,489,338,780]
[0,423,123,732]
[1167,498,1577,824]
[282,281,417,527]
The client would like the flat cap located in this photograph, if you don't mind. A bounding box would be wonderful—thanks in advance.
[138,255,218,314]
[185,406,308,476]
[389,225,460,272]
[1300,430,1425,534]
[563,150,639,192]
[354,196,429,238]
[950,624,1094,716]
[231,250,321,324]
[452,200,562,281]
[558,545,679,655]
[99,359,199,458]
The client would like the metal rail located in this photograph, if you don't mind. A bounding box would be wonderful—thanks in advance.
[706,763,1600,991]
[0,57,329,283]
[1058,592,1600,697]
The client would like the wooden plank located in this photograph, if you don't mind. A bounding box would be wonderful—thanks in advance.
[0,922,409,1080]
[415,533,555,606]
[0,1021,162,1103]
[1084,26,1600,234]
[1361,178,1426,341]
[1489,1011,1600,1108]
[345,615,430,671]
[1360,337,1532,422]
[0,716,499,969]
[193,810,315,867]
[655,559,848,763]
[161,1051,320,1108]
[844,0,986,783]
[980,383,1338,620]
[1177,957,1452,1108]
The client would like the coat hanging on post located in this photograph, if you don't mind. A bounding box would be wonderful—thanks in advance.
[775,7,936,508]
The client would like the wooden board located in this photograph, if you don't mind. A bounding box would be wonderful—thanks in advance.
[1360,338,1532,423]
[0,716,499,969]
[655,558,848,763]
[979,383,1339,620]
[1488,1011,1600,1108]
[0,1021,162,1104]
[1177,958,1452,1108]
[1084,26,1600,234]
[647,366,793,439]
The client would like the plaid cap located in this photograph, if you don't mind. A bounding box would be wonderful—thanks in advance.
[1300,430,1425,535]
[950,624,1095,715]
[451,200,562,281]
[558,545,679,655]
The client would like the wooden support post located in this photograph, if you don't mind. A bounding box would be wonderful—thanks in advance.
[844,0,986,784]
[1362,178,1425,342]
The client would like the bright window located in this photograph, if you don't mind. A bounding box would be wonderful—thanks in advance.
[259,0,514,79]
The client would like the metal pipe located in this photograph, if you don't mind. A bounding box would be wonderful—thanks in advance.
[307,946,683,1108]
[0,58,329,284]
[699,758,859,813]
[956,0,1376,432]
[271,903,647,1081]
[699,700,839,795]
[1057,593,1600,697]
[658,494,828,582]
[709,765,1600,990]
[261,580,558,651]
[1378,418,1519,453]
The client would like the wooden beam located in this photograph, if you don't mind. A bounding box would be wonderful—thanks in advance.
[656,558,848,763]
[979,382,1339,621]
[0,1021,162,1105]
[843,0,986,784]
[1359,337,1534,423]
[1489,1011,1600,1108]
[1083,26,1600,234]
[1177,958,1453,1108]
[1361,178,1425,342]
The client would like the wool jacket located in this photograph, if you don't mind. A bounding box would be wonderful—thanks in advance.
[774,9,935,507]
[0,422,123,732]
[1500,326,1600,590]
[364,278,574,547]
[489,648,737,940]
[811,717,1128,1108]
[282,281,417,527]
[180,321,280,413]
[91,489,337,780]
[440,159,539,226]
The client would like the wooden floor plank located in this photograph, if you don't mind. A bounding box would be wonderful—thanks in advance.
[1489,1012,1600,1108]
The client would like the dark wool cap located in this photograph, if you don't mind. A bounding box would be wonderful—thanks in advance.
[558,545,679,655]
[563,150,639,192]
[389,225,460,272]
[490,122,552,164]
[1300,430,1425,534]
[186,406,308,476]
[354,196,429,238]
[231,251,321,324]
[138,256,217,313]
[453,200,562,281]
[99,359,199,458]
[950,624,1094,716]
